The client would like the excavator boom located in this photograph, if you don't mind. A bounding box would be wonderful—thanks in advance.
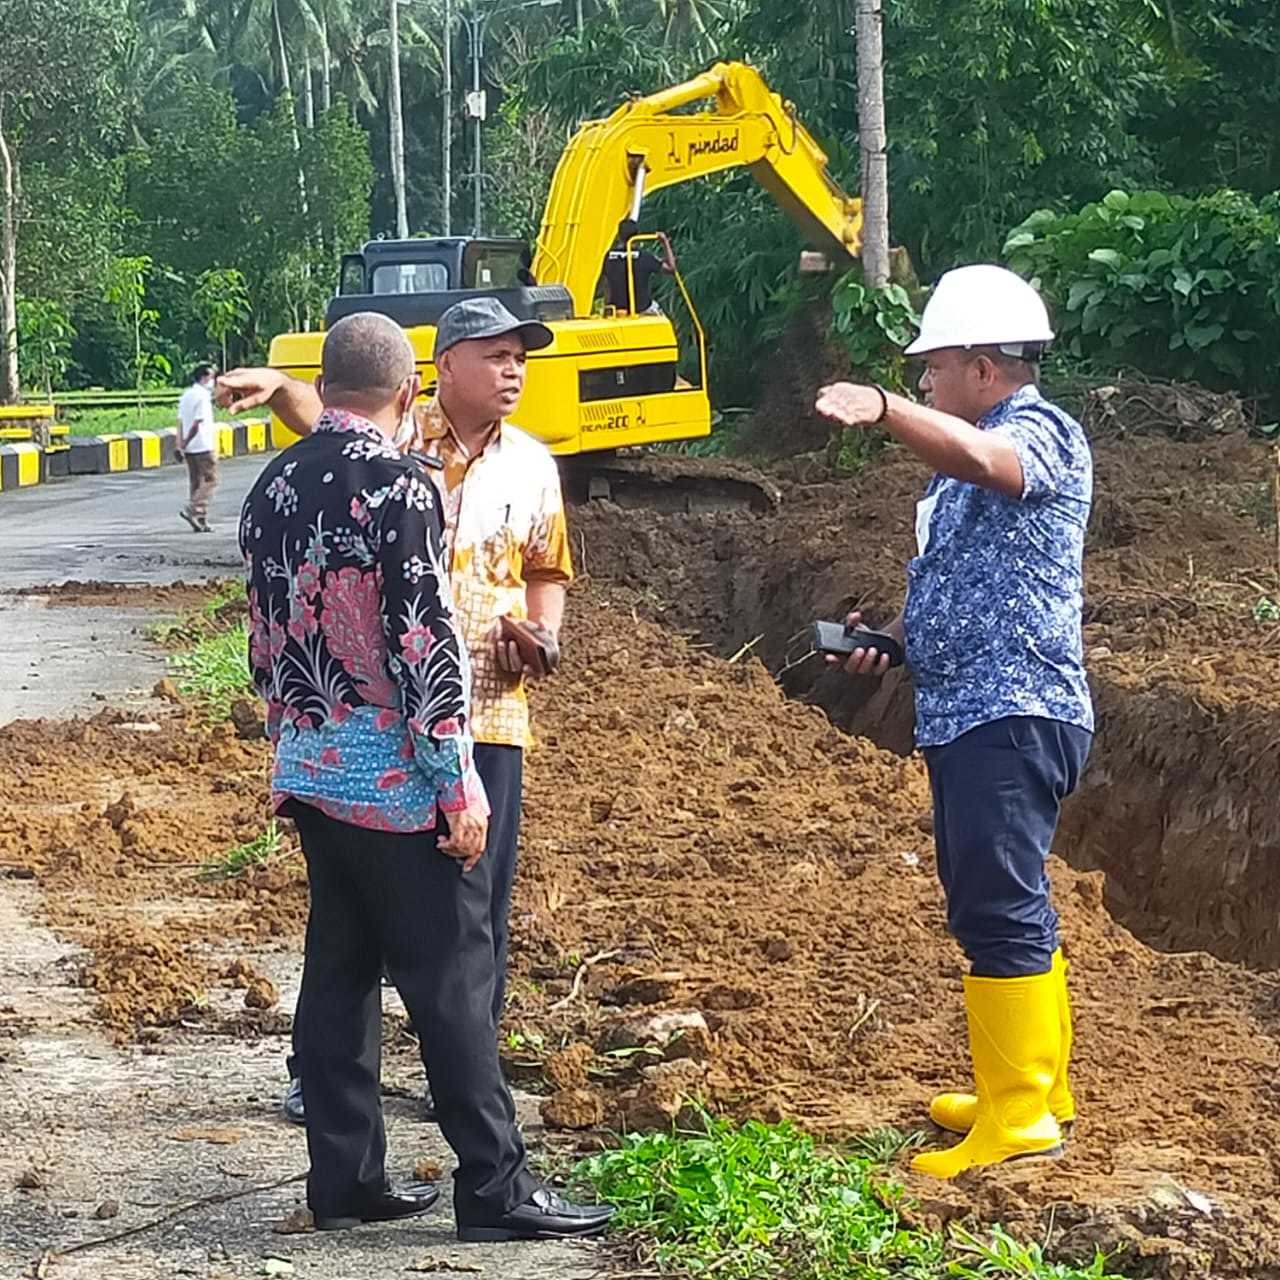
[531,61,863,314]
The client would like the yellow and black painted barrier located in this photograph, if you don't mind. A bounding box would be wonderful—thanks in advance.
[0,419,270,493]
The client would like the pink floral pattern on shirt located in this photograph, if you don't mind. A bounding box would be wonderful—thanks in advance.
[240,407,488,832]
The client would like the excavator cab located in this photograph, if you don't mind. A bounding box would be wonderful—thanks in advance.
[328,239,573,333]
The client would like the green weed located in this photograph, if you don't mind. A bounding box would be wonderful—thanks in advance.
[61,404,239,437]
[200,820,288,881]
[572,1112,1129,1280]
[1252,595,1280,623]
[169,617,252,719]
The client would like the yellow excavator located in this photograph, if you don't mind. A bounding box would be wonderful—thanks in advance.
[267,61,863,502]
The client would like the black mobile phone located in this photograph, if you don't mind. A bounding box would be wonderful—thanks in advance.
[810,620,905,668]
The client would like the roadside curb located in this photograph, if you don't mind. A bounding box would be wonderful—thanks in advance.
[1,419,271,492]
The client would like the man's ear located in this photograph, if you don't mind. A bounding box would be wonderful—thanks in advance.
[973,354,999,388]
[402,372,421,417]
[313,373,324,398]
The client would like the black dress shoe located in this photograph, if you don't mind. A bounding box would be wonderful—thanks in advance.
[420,1087,437,1123]
[315,1182,441,1231]
[281,1076,306,1126]
[456,1187,616,1242]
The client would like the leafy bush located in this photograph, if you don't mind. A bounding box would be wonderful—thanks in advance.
[1004,190,1280,407]
[572,1112,1129,1280]
[829,277,921,393]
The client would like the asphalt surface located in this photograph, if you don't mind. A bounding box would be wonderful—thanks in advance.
[0,455,266,591]
[0,457,268,724]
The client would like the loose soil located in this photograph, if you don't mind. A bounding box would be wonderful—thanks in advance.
[3,422,1280,1277]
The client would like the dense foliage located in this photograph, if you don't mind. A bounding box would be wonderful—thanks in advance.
[1006,190,1280,407]
[2,0,1277,407]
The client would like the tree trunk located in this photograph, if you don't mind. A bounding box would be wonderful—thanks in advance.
[389,0,409,238]
[320,10,332,114]
[855,0,889,288]
[441,0,452,235]
[303,46,316,129]
[575,0,583,34]
[0,104,19,405]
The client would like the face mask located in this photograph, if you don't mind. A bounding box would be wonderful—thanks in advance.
[391,395,417,451]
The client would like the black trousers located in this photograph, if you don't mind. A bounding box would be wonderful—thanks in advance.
[289,801,538,1223]
[923,715,1091,979]
[289,744,523,1061]
[477,743,523,1028]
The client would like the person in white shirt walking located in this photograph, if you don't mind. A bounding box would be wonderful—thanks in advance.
[177,363,219,532]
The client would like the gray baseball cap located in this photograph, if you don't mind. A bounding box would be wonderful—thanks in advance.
[432,297,554,361]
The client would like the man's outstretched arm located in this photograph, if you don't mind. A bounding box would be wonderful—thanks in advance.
[216,368,324,436]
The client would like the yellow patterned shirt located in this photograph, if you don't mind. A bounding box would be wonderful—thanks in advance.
[412,399,574,747]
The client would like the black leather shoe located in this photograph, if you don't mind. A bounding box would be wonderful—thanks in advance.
[420,1088,437,1123]
[456,1187,616,1242]
[281,1076,306,1126]
[315,1182,441,1232]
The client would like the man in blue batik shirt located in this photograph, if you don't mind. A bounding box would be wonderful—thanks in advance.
[815,264,1093,1180]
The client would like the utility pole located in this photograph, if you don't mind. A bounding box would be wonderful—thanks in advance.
[389,0,410,238]
[855,0,889,287]
[468,6,485,238]
[442,0,452,234]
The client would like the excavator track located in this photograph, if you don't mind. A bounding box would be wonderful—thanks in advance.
[560,451,782,515]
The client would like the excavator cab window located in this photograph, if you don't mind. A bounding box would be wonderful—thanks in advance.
[463,241,527,289]
[338,254,366,296]
[370,261,451,295]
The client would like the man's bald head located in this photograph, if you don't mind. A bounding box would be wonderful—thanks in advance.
[320,312,416,412]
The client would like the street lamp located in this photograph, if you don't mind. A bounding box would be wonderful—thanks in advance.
[460,0,557,238]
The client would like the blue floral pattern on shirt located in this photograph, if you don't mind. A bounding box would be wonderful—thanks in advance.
[904,384,1095,748]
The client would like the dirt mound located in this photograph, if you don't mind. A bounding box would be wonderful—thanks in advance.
[81,922,214,1032]
[571,430,1280,972]
[15,579,232,611]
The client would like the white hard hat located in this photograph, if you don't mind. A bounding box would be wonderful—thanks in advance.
[904,263,1054,357]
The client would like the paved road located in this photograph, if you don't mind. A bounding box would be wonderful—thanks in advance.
[0,457,271,723]
[0,455,269,590]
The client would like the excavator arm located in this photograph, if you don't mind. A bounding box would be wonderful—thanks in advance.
[531,61,863,315]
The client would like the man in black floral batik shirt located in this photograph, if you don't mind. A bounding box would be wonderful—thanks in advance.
[240,312,613,1242]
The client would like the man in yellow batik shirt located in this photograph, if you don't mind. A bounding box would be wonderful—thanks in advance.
[219,297,574,1125]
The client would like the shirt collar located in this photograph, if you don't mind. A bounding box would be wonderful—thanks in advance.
[415,398,503,460]
[978,382,1042,429]
[313,406,390,444]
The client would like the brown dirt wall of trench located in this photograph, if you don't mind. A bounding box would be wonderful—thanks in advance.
[570,429,1280,973]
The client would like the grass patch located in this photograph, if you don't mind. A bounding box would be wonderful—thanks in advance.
[62,404,238,437]
[572,1113,1128,1280]
[169,617,252,719]
[200,820,289,881]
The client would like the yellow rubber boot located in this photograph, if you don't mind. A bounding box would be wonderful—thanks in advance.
[911,969,1063,1179]
[928,950,1075,1134]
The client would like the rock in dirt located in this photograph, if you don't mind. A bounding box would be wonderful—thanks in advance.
[152,678,182,704]
[599,1010,712,1063]
[243,975,279,1010]
[15,1168,45,1190]
[93,1199,120,1220]
[273,1207,314,1235]
[607,971,683,1006]
[617,1059,707,1132]
[230,698,266,740]
[543,1042,594,1089]
[412,1158,444,1183]
[540,1087,606,1131]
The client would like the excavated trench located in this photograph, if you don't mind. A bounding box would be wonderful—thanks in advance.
[569,428,1280,973]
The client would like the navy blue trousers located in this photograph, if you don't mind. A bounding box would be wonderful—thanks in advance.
[923,715,1091,978]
